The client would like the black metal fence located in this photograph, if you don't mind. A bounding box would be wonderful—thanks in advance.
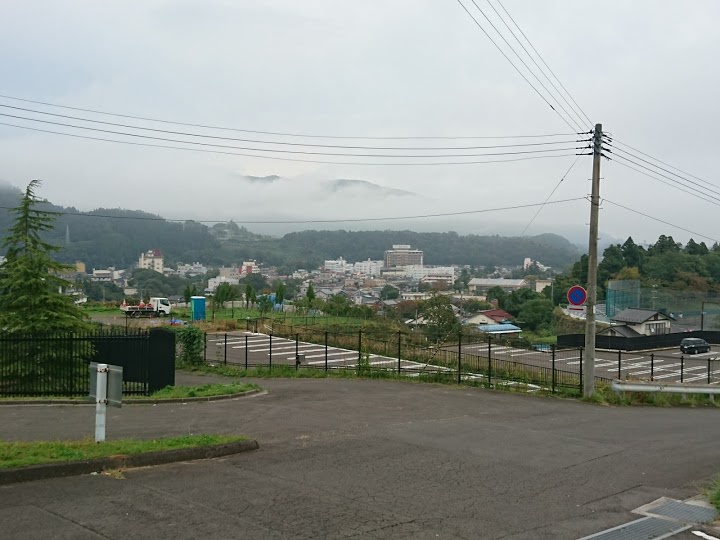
[0,328,176,397]
[208,322,620,395]
[557,330,720,350]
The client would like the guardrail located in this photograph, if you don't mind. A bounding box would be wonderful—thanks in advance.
[611,379,720,396]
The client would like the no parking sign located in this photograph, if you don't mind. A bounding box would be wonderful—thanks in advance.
[567,285,587,306]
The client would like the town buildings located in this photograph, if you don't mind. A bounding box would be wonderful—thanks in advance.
[384,245,423,268]
[138,249,164,273]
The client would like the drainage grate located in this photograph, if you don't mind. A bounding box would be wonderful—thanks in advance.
[578,516,690,540]
[643,499,718,524]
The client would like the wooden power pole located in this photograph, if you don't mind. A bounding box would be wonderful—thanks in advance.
[583,124,603,397]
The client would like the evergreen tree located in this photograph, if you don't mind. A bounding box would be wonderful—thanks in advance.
[306,282,316,302]
[0,180,89,334]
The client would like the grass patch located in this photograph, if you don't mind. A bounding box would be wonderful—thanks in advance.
[0,383,261,402]
[582,382,720,408]
[0,434,248,469]
[177,361,575,396]
[146,382,260,399]
[708,477,720,511]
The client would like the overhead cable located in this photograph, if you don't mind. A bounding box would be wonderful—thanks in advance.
[0,113,588,159]
[611,158,720,208]
[0,104,585,151]
[612,138,719,190]
[0,121,581,166]
[0,93,576,141]
[453,0,581,133]
[484,0,589,130]
[495,0,593,127]
[519,156,580,236]
[603,198,719,243]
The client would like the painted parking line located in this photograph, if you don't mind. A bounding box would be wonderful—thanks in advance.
[268,348,335,357]
[653,366,707,379]
[306,358,354,366]
[245,344,319,352]
[303,351,359,360]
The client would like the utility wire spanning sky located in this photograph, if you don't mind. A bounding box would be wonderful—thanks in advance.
[1,0,719,246]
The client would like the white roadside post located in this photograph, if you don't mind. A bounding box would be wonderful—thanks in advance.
[95,363,108,443]
[90,362,123,443]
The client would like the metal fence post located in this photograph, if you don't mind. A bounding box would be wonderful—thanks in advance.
[245,335,248,370]
[397,331,402,375]
[708,358,712,384]
[457,333,462,384]
[650,353,654,381]
[617,349,622,380]
[325,331,329,372]
[224,333,227,366]
[680,354,684,383]
[488,335,493,389]
[579,348,583,394]
[358,330,362,363]
[203,332,207,363]
[296,333,299,371]
[551,344,556,394]
[269,333,273,372]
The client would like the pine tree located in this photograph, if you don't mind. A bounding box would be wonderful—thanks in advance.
[0,180,89,334]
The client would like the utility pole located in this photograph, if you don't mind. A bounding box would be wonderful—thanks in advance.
[583,124,603,397]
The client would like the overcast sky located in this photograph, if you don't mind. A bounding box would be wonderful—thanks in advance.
[1,0,718,247]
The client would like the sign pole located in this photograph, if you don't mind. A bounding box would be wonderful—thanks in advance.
[95,363,108,443]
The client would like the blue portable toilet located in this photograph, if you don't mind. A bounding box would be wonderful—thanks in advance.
[190,296,206,321]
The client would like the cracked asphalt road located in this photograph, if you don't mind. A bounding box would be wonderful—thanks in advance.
[1,374,719,539]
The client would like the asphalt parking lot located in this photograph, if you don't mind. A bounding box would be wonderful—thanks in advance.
[1,374,719,539]
[208,331,720,385]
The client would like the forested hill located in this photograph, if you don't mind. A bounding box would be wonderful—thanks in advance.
[274,230,579,269]
[0,184,580,270]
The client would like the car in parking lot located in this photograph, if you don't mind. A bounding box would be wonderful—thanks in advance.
[680,337,711,354]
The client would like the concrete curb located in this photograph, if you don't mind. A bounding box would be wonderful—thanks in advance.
[0,439,259,485]
[0,389,264,406]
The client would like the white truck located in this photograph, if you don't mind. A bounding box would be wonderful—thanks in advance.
[120,297,172,318]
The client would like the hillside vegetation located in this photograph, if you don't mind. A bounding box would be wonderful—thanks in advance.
[0,184,580,270]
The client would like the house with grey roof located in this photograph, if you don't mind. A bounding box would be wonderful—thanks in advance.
[602,308,674,337]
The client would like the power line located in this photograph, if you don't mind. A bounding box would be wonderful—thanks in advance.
[465,0,585,132]
[611,152,720,204]
[0,103,585,151]
[0,197,586,225]
[484,0,589,130]
[495,0,593,127]
[454,0,582,133]
[0,112,587,159]
[603,198,719,243]
[610,158,720,208]
[611,146,720,198]
[519,156,580,236]
[0,121,582,166]
[612,138,719,190]
[0,93,577,141]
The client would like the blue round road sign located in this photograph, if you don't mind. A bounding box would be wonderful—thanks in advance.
[567,285,587,306]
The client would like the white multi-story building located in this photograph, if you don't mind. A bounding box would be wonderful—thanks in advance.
[401,265,455,282]
[324,257,351,273]
[207,275,240,293]
[138,249,164,273]
[176,262,208,277]
[353,259,384,276]
[91,269,113,282]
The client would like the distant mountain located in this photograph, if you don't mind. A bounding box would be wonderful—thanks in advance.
[0,185,580,271]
